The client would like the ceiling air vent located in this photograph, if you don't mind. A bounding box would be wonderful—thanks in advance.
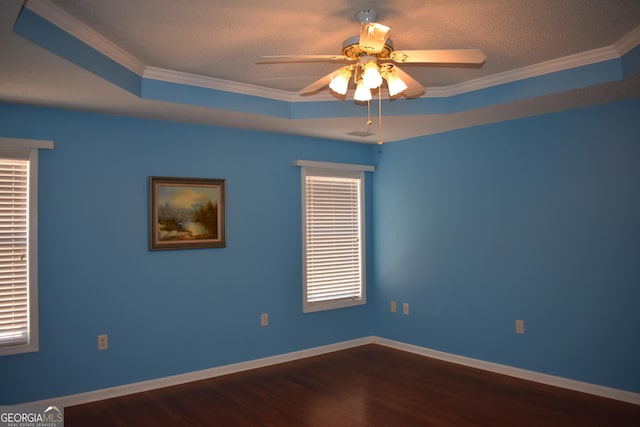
[346,130,376,137]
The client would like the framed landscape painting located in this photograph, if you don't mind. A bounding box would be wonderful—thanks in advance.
[150,176,226,250]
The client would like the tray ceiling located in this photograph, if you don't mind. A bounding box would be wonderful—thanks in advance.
[1,0,639,143]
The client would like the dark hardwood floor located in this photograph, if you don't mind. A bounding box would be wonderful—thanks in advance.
[65,344,640,426]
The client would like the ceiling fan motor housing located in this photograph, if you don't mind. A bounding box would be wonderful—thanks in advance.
[342,35,394,59]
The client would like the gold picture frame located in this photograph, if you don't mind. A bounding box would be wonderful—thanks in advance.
[150,176,226,250]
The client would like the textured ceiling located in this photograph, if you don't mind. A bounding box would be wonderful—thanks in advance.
[47,0,640,90]
[1,0,639,143]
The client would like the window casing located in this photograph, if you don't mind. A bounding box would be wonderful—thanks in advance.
[301,166,366,313]
[0,138,51,356]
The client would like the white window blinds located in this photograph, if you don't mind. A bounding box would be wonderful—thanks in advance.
[0,137,50,356]
[0,157,30,348]
[302,167,366,312]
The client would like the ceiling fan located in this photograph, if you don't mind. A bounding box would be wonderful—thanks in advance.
[257,9,486,100]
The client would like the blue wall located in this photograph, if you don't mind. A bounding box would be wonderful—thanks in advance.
[372,98,640,393]
[1,98,639,403]
[0,104,375,403]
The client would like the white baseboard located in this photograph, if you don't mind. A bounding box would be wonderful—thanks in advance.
[29,337,374,407]
[372,337,640,406]
[28,335,639,407]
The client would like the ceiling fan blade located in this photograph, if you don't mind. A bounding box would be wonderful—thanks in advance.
[392,66,425,98]
[359,22,391,54]
[256,55,352,64]
[391,49,486,64]
[299,68,344,94]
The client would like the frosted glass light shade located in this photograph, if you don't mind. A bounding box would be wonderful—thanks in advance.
[386,69,408,96]
[354,81,372,101]
[329,68,352,95]
[362,62,382,89]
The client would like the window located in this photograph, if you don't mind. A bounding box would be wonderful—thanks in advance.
[297,161,373,313]
[0,138,52,356]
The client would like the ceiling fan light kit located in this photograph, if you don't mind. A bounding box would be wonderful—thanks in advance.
[362,59,383,89]
[328,67,352,95]
[385,68,408,96]
[258,9,486,143]
[354,81,372,101]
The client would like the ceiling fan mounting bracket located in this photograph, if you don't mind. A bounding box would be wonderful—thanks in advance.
[355,9,378,23]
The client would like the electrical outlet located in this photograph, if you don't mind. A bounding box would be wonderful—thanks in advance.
[261,313,269,327]
[390,301,397,312]
[97,334,108,350]
[403,303,409,315]
[515,320,525,334]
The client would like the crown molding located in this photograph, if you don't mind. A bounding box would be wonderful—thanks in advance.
[616,25,640,55]
[143,67,297,102]
[25,1,640,104]
[437,44,622,97]
[25,0,147,75]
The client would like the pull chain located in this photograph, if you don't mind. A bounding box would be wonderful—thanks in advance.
[377,88,384,145]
